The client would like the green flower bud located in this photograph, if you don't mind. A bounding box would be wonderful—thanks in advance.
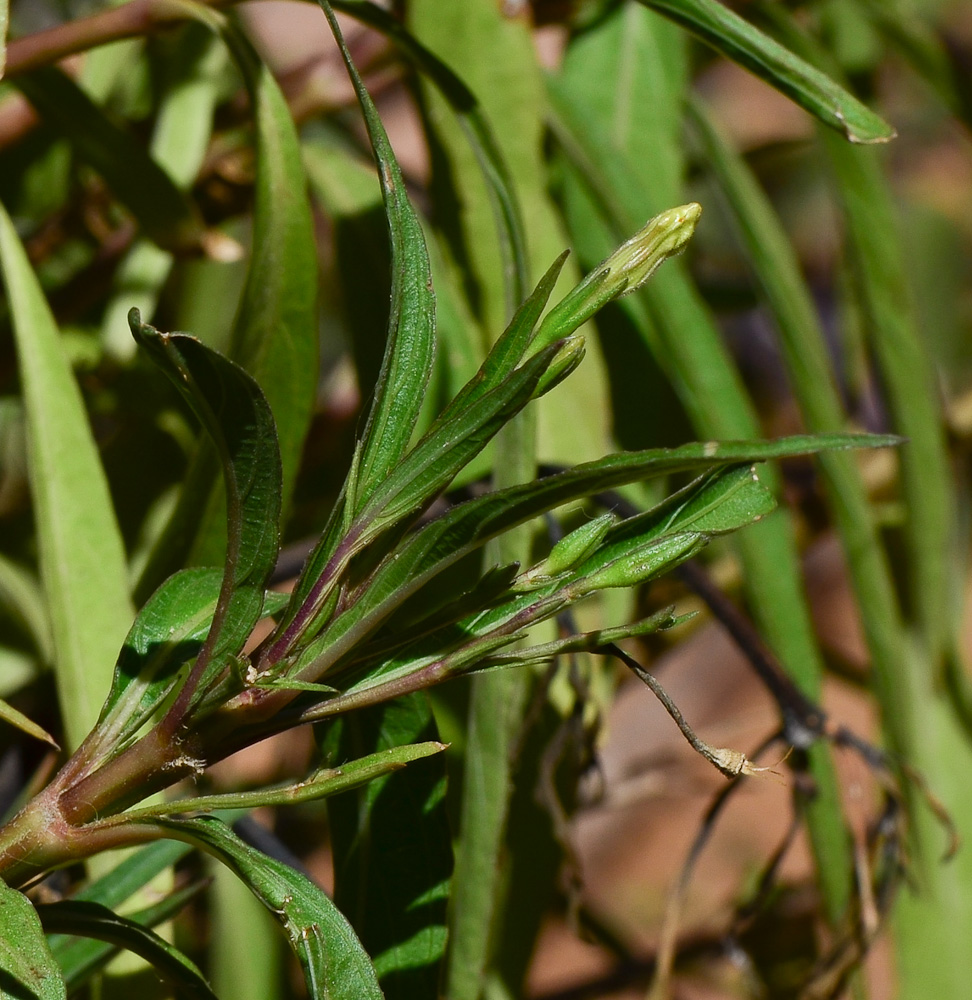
[575,532,706,593]
[533,334,586,397]
[517,512,617,589]
[534,203,702,348]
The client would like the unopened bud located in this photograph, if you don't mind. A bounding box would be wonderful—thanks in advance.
[576,532,706,593]
[517,512,617,589]
[535,203,702,348]
[533,334,586,397]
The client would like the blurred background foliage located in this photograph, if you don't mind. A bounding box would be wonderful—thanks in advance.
[0,0,970,998]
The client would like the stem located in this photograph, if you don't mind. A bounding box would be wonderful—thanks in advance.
[0,780,164,888]
[4,0,236,78]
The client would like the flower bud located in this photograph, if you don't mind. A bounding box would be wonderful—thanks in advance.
[535,203,702,348]
[575,532,706,593]
[532,334,586,397]
[516,512,617,589]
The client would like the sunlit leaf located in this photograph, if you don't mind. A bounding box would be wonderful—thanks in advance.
[0,202,133,751]
[640,0,895,142]
[145,816,383,1000]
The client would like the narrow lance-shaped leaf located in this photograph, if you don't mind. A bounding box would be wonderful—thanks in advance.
[639,0,895,143]
[330,0,529,308]
[142,816,384,1000]
[0,697,58,748]
[129,312,281,714]
[284,251,567,632]
[118,741,446,818]
[36,900,217,1000]
[0,882,66,1000]
[331,464,776,695]
[135,6,318,590]
[264,337,572,663]
[12,67,207,252]
[49,882,205,994]
[0,202,133,752]
[293,468,781,718]
[91,568,224,756]
[288,433,897,682]
[316,0,436,509]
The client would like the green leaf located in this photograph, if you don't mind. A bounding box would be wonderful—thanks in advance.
[274,339,572,665]
[322,695,451,999]
[37,899,216,1000]
[121,741,445,817]
[639,0,895,143]
[144,816,384,1000]
[0,553,51,664]
[359,340,567,535]
[0,883,65,1000]
[290,433,895,682]
[67,841,192,911]
[0,202,133,752]
[407,0,612,469]
[437,251,569,423]
[12,67,207,252]
[49,881,204,992]
[284,257,566,629]
[342,465,775,691]
[332,0,529,312]
[129,313,281,712]
[93,568,223,754]
[484,608,684,666]
[217,16,319,513]
[134,9,318,592]
[0,698,57,748]
[316,1,435,511]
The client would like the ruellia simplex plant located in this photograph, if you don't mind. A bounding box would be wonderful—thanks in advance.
[0,0,960,997]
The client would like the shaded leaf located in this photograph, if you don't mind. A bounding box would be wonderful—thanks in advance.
[218,16,319,513]
[0,883,64,1000]
[37,899,215,1000]
[129,313,281,710]
[0,554,51,665]
[135,8,318,593]
[12,67,206,252]
[322,695,452,999]
[50,881,204,991]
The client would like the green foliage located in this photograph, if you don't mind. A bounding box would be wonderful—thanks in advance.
[0,1,965,999]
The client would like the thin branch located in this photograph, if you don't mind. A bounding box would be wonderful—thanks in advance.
[4,0,236,78]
